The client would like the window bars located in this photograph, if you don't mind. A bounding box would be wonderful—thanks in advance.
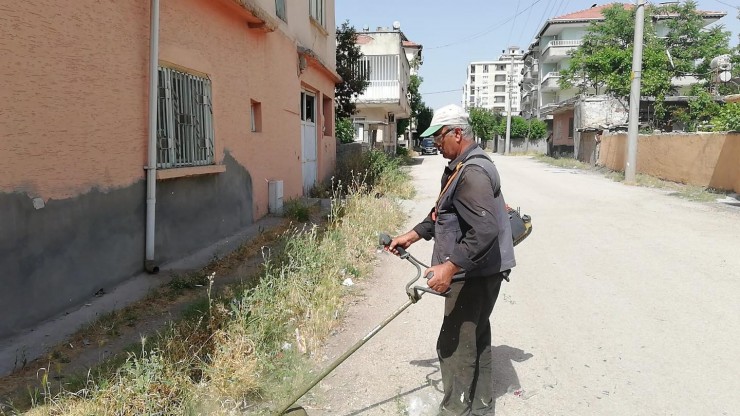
[157,67,215,169]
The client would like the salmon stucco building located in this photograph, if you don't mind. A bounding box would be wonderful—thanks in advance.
[0,0,339,340]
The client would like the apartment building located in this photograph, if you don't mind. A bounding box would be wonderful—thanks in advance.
[463,46,524,115]
[520,3,728,120]
[352,23,422,153]
[520,3,726,152]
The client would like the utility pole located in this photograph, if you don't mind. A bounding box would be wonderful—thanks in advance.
[504,51,514,155]
[625,0,646,183]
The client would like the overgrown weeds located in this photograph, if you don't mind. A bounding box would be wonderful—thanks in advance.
[18,152,409,416]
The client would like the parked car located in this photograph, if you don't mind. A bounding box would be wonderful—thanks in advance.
[420,138,438,155]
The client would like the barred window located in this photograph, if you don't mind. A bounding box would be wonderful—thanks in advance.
[309,0,324,26]
[275,0,286,22]
[157,67,215,169]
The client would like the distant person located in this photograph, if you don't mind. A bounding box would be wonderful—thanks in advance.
[388,104,515,415]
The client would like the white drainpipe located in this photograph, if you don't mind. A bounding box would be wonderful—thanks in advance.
[145,0,160,273]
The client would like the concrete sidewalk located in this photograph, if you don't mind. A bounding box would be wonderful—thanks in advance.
[0,214,288,377]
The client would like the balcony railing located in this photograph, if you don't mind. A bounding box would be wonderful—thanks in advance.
[541,39,582,63]
[354,54,406,104]
[545,39,583,48]
[541,72,561,92]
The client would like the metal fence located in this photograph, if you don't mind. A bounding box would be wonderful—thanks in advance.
[157,67,215,169]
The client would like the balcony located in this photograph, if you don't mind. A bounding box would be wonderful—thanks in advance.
[540,71,561,92]
[354,54,411,117]
[541,39,582,63]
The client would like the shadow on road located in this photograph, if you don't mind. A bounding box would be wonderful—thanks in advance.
[492,344,533,400]
[340,346,532,415]
[343,357,442,416]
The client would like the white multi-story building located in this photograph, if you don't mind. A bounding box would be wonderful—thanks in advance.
[520,4,727,122]
[352,22,422,153]
[463,46,524,116]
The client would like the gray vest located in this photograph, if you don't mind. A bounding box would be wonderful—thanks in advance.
[432,147,516,277]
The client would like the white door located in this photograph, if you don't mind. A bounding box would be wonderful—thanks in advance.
[301,91,318,194]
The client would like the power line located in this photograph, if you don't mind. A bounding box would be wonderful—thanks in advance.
[420,88,463,95]
[507,0,522,47]
[426,0,547,50]
[710,0,739,10]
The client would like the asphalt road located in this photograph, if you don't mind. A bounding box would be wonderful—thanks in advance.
[303,152,740,416]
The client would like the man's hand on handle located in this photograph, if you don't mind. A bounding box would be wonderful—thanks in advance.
[386,230,421,256]
[425,261,460,294]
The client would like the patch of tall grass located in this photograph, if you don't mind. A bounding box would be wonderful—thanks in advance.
[20,152,409,416]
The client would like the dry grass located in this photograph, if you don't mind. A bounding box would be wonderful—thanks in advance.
[15,152,410,416]
[534,155,729,202]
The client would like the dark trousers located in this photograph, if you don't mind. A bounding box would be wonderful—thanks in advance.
[437,275,503,416]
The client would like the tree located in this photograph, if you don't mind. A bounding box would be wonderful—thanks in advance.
[335,21,369,119]
[560,2,731,120]
[397,75,424,138]
[527,118,547,140]
[493,116,547,140]
[469,107,500,143]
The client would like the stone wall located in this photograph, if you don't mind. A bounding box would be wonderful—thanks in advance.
[599,132,740,193]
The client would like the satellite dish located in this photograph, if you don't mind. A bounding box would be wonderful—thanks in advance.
[392,21,401,30]
[718,71,732,83]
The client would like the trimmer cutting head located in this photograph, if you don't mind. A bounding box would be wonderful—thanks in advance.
[283,406,309,415]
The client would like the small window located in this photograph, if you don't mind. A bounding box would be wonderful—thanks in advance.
[251,100,262,132]
[495,74,506,82]
[494,85,505,92]
[483,65,489,73]
[156,67,215,169]
[568,117,575,138]
[309,0,324,26]
[322,95,333,136]
[275,0,287,22]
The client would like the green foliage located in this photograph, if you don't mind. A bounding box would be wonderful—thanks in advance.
[712,103,740,132]
[397,75,423,137]
[284,200,310,222]
[493,116,547,139]
[528,118,548,140]
[416,105,434,139]
[560,1,731,110]
[469,107,500,142]
[395,146,409,157]
[335,21,369,119]
[335,117,355,144]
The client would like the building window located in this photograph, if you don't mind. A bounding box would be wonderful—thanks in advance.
[568,117,574,138]
[322,95,333,136]
[251,100,262,132]
[470,64,475,73]
[483,65,489,73]
[494,85,505,92]
[494,74,506,82]
[470,75,475,82]
[275,0,287,22]
[497,65,506,71]
[157,67,214,169]
[309,0,324,26]
[494,96,505,103]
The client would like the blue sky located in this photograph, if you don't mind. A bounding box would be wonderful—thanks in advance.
[336,0,740,110]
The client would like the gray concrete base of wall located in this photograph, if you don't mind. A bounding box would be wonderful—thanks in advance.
[0,215,287,377]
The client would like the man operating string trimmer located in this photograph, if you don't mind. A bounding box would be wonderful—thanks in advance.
[387,104,516,416]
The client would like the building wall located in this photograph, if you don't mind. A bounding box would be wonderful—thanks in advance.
[552,110,575,147]
[0,0,336,339]
[599,132,740,193]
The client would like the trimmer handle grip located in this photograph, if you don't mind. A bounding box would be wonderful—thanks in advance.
[419,271,450,297]
[378,233,408,258]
